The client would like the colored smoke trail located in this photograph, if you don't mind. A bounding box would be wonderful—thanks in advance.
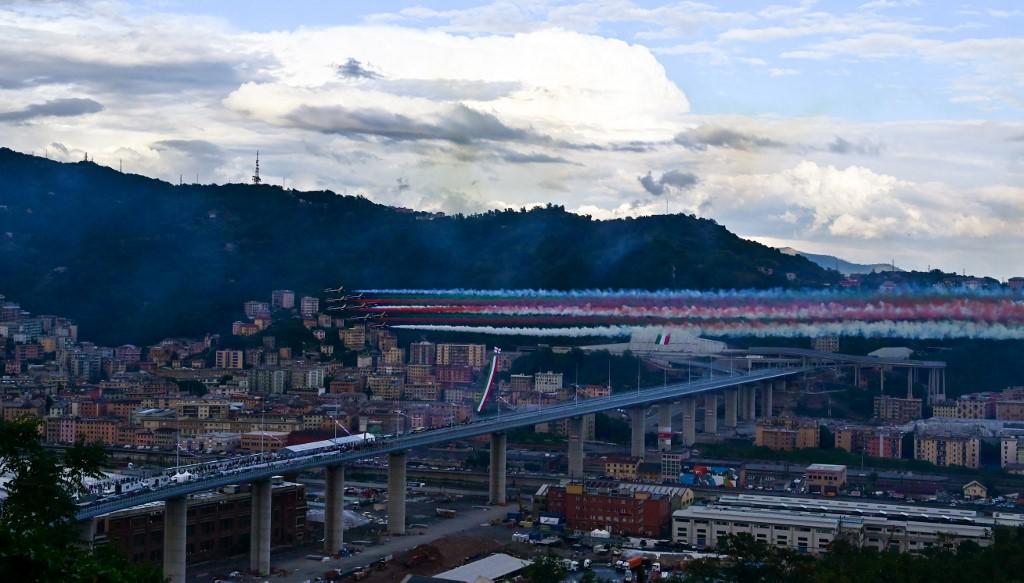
[365,288,1024,340]
[392,321,1024,340]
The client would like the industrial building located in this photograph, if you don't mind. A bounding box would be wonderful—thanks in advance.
[672,494,1003,555]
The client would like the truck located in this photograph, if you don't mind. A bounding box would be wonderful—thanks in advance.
[436,508,457,518]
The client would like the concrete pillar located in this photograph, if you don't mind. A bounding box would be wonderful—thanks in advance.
[762,383,774,419]
[657,404,673,451]
[747,385,757,420]
[489,432,507,505]
[388,451,407,535]
[163,497,187,583]
[879,366,885,395]
[724,389,738,428]
[77,518,96,549]
[854,366,861,387]
[681,397,696,447]
[629,407,646,458]
[906,368,913,399]
[250,479,271,576]
[324,465,345,555]
[703,393,718,434]
[737,386,748,421]
[567,417,584,479]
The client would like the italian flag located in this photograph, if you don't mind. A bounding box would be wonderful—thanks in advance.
[476,348,501,413]
[655,333,671,346]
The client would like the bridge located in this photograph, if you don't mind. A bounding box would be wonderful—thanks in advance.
[75,365,809,582]
[747,347,947,403]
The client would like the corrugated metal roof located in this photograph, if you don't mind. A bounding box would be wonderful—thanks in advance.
[434,553,530,582]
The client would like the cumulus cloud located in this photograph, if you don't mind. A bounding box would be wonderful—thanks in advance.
[638,169,699,196]
[0,97,103,122]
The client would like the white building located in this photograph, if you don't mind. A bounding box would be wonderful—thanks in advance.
[534,371,563,394]
[300,296,320,317]
[672,494,997,555]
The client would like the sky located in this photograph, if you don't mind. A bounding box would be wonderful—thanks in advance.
[0,0,1022,279]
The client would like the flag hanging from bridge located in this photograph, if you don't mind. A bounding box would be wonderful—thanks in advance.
[475,347,501,413]
[655,333,671,345]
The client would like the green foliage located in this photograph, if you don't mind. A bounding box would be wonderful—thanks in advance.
[595,412,631,446]
[0,418,162,582]
[521,555,567,583]
[174,379,208,396]
[0,148,833,344]
[465,449,490,470]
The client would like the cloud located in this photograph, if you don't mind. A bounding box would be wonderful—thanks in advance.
[674,126,785,151]
[150,139,228,181]
[827,136,883,156]
[638,169,698,196]
[769,67,800,77]
[281,102,542,144]
[0,97,103,122]
[499,150,578,165]
[337,58,379,79]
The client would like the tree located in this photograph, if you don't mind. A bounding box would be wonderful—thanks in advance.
[521,555,567,583]
[0,417,162,582]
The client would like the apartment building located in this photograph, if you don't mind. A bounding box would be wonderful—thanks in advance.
[435,343,486,368]
[214,350,244,370]
[754,418,819,451]
[915,434,980,469]
[874,396,923,423]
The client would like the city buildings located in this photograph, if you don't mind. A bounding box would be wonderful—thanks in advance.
[214,350,244,370]
[754,417,819,451]
[537,482,689,538]
[672,494,996,555]
[914,434,980,469]
[874,396,923,423]
[805,463,847,495]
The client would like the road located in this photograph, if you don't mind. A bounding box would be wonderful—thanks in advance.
[186,502,518,583]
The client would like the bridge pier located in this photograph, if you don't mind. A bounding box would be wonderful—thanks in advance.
[657,404,673,451]
[324,465,345,555]
[629,407,645,458]
[724,388,738,428]
[762,383,774,419]
[746,385,757,420]
[703,393,717,434]
[567,417,584,479]
[737,386,748,421]
[489,432,507,505]
[250,478,272,576]
[388,451,407,535]
[77,518,96,549]
[681,397,696,447]
[164,496,187,583]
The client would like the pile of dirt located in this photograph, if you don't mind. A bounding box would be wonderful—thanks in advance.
[359,533,509,583]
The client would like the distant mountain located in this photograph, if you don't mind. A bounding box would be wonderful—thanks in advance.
[779,247,901,276]
[0,148,835,344]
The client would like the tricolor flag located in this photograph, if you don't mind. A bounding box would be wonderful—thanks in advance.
[475,347,501,413]
[655,333,671,346]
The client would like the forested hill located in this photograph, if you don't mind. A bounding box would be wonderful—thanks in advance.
[0,147,834,344]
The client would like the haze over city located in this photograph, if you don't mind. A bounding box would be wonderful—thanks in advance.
[1,0,1022,277]
[3,3,1024,583]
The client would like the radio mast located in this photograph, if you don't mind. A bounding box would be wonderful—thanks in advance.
[251,151,262,184]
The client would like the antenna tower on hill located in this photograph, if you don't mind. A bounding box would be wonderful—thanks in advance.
[252,151,261,184]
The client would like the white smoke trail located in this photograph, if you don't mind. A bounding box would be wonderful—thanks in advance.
[393,321,1024,340]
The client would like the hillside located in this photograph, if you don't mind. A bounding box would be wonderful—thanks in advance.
[0,148,834,344]
[779,247,899,275]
